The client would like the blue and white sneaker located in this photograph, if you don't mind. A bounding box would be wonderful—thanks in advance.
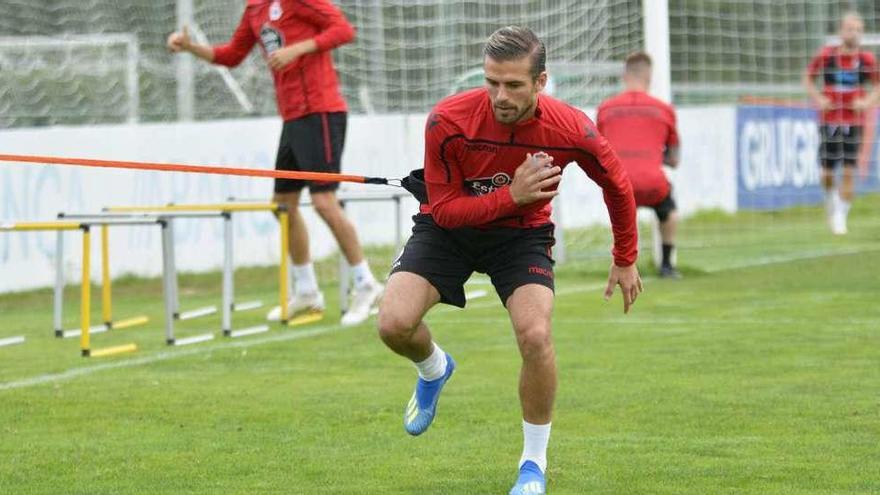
[509,461,546,495]
[403,353,456,436]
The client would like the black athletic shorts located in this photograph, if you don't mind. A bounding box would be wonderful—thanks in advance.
[274,112,347,193]
[819,124,862,169]
[390,214,556,308]
[649,185,677,223]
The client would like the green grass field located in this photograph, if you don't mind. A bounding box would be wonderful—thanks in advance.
[1,197,878,494]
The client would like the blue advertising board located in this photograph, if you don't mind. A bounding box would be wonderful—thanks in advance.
[736,105,880,210]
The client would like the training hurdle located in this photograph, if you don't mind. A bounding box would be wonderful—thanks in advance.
[103,202,301,333]
[61,210,268,344]
[53,219,151,339]
[230,189,410,315]
[0,220,142,357]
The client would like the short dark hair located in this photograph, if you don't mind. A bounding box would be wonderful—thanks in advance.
[624,51,652,74]
[484,26,546,80]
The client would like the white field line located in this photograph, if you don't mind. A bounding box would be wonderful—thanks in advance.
[434,316,880,326]
[0,246,873,392]
[0,283,602,392]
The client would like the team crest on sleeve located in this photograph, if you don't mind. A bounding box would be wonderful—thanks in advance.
[464,172,511,196]
[269,0,283,21]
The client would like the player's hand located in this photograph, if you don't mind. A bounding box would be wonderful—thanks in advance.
[268,44,302,71]
[167,26,191,53]
[509,152,561,206]
[853,97,872,111]
[816,95,833,111]
[604,263,642,314]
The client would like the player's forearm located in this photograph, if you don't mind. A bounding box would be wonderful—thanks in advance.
[594,159,638,266]
[184,42,215,63]
[430,188,519,229]
[603,188,639,266]
[292,39,318,57]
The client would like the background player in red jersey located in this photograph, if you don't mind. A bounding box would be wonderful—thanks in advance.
[803,11,880,235]
[166,0,382,325]
[377,26,641,495]
[597,51,682,278]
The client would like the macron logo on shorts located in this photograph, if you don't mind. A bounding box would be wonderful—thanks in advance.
[528,266,553,279]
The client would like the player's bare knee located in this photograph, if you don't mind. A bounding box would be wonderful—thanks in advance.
[376,309,419,341]
[312,200,339,221]
[515,325,553,361]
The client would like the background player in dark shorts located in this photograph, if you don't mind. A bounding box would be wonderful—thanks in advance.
[819,124,862,171]
[274,111,347,194]
[167,0,382,325]
[804,11,880,235]
[597,51,682,278]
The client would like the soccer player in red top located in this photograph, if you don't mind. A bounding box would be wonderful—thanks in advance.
[376,26,641,495]
[166,0,382,325]
[597,51,682,278]
[804,11,880,235]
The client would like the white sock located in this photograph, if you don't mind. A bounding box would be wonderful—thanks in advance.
[286,261,295,297]
[824,189,837,215]
[351,259,376,290]
[292,262,319,295]
[839,199,852,218]
[414,342,447,381]
[519,420,551,473]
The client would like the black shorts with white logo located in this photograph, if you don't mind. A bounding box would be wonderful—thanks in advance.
[819,124,862,169]
[274,112,347,193]
[390,214,555,308]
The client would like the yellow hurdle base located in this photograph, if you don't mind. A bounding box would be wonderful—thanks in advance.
[112,315,150,330]
[83,343,138,358]
[287,311,324,327]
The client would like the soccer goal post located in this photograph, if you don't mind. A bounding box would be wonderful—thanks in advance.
[0,33,139,126]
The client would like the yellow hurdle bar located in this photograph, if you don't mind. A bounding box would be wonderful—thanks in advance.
[279,211,289,323]
[106,203,280,213]
[89,343,138,358]
[112,315,149,329]
[80,227,91,356]
[0,221,81,231]
[101,225,112,325]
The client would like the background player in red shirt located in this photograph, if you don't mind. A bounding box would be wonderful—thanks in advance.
[803,11,880,235]
[597,52,682,278]
[377,26,641,494]
[167,0,382,325]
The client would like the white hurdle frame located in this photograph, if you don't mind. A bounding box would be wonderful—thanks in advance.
[230,189,409,315]
[53,216,165,339]
[58,210,268,344]
[92,207,275,339]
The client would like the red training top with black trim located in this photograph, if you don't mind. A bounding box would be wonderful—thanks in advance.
[806,45,879,125]
[596,90,679,207]
[422,88,638,267]
[212,0,354,121]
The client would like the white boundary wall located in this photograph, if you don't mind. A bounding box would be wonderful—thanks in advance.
[0,106,735,293]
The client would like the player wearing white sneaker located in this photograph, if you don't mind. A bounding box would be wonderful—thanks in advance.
[341,259,383,326]
[804,12,880,235]
[266,290,325,322]
[167,0,381,325]
[341,280,383,326]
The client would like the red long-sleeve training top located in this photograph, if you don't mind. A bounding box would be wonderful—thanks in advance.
[211,0,354,121]
[421,88,639,267]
